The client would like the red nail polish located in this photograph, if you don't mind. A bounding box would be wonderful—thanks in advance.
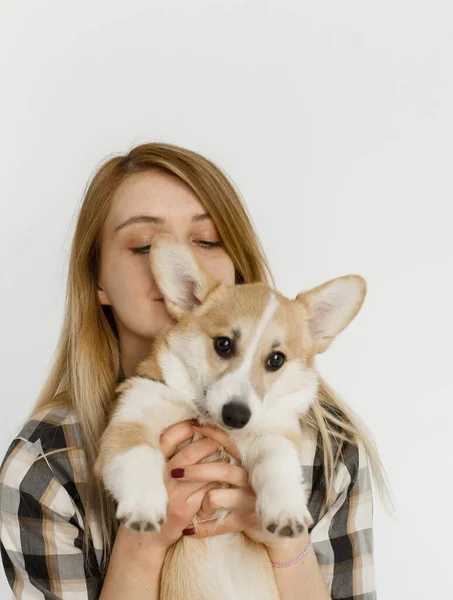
[190,418,202,427]
[171,468,185,478]
[182,527,195,536]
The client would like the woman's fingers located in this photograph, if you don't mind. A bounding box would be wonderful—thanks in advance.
[200,487,256,517]
[166,482,219,525]
[166,477,220,501]
[191,423,242,463]
[161,420,243,464]
[160,421,198,459]
[187,511,261,538]
[167,437,221,470]
[171,461,249,488]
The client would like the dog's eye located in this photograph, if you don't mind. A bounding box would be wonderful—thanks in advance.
[214,336,234,357]
[266,351,286,371]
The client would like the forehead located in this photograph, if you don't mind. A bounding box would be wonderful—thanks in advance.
[200,284,310,347]
[104,170,207,233]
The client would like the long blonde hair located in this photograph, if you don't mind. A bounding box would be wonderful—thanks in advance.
[32,142,392,571]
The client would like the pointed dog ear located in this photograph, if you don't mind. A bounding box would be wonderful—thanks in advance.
[296,275,366,354]
[150,233,220,320]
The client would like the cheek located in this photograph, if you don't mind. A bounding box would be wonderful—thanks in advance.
[198,252,236,286]
[263,365,319,414]
[102,252,160,316]
[110,260,149,299]
[218,257,236,285]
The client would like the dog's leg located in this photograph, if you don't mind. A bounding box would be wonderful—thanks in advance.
[235,432,313,538]
[95,376,195,532]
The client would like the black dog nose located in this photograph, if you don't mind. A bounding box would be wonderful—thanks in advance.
[222,401,251,429]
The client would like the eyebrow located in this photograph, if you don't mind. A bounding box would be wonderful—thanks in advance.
[114,212,212,233]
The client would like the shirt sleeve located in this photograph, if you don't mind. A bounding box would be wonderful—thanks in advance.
[0,438,102,600]
[309,440,376,600]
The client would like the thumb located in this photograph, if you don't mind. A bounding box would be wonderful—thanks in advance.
[185,482,219,520]
[186,511,246,538]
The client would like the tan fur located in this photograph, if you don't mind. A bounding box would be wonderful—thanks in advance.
[196,284,276,380]
[160,534,278,600]
[136,337,166,382]
[183,284,318,401]
[150,232,221,321]
[95,421,151,476]
[296,274,367,354]
[248,292,315,398]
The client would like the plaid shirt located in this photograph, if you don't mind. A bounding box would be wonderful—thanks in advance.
[0,405,376,599]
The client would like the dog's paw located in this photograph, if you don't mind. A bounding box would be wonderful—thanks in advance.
[264,508,312,538]
[257,491,313,539]
[116,481,168,533]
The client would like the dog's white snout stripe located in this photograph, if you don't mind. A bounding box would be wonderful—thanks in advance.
[208,294,280,422]
[240,294,279,375]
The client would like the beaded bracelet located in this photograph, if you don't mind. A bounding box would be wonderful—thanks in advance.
[270,536,312,568]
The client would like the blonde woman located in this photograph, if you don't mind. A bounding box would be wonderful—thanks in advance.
[0,143,390,599]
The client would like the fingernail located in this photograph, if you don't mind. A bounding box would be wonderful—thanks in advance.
[190,418,202,427]
[182,527,195,536]
[171,468,185,478]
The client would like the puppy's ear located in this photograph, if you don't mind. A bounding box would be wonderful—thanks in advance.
[296,275,366,354]
[150,233,220,320]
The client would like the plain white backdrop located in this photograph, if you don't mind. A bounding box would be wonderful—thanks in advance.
[1,1,452,597]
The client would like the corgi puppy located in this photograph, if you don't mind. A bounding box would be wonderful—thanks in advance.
[95,233,366,600]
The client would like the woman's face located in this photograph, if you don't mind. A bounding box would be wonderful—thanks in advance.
[97,169,236,350]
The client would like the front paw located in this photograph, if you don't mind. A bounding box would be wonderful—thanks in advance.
[116,481,168,533]
[257,490,313,538]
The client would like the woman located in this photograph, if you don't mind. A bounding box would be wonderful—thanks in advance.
[0,142,390,599]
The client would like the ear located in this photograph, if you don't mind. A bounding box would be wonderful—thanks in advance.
[296,275,366,354]
[97,284,111,306]
[150,233,220,320]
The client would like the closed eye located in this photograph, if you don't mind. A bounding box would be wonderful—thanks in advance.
[131,241,222,254]
[196,240,223,249]
[131,245,151,254]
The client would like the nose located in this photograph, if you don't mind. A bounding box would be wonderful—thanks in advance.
[222,401,251,429]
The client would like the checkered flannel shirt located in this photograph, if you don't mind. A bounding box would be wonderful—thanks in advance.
[0,404,376,599]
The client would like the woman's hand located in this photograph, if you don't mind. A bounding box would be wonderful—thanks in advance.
[106,423,319,599]
[171,421,311,554]
[149,420,223,551]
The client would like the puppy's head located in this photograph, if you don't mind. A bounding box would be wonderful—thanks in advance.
[151,234,366,432]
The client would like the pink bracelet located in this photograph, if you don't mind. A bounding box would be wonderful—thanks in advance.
[270,537,313,568]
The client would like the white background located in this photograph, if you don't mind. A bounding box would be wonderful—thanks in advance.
[1,1,452,598]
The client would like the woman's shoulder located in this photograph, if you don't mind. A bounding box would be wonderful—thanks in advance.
[13,404,83,451]
[0,404,88,511]
[0,406,105,595]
